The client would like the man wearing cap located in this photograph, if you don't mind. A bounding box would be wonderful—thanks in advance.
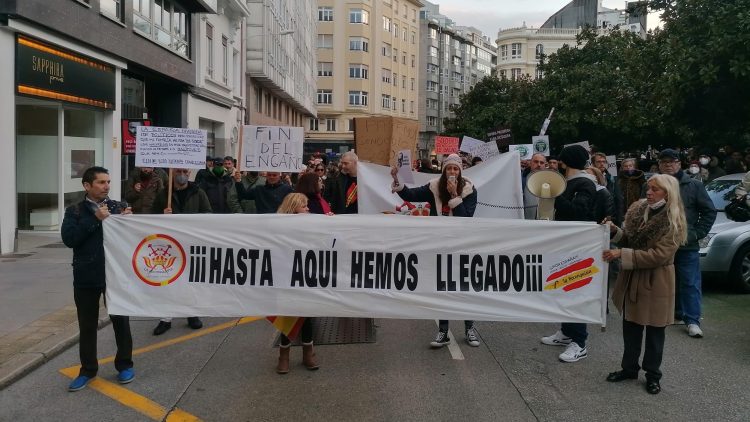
[656,149,716,338]
[198,157,242,214]
[540,144,598,363]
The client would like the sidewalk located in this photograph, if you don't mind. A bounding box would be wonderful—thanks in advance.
[0,232,108,390]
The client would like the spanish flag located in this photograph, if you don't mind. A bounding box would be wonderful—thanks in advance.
[266,316,305,339]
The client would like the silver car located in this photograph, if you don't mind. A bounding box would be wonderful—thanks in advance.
[699,173,750,293]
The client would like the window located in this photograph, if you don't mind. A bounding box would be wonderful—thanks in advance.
[348,119,355,132]
[511,68,522,80]
[133,0,189,57]
[500,45,507,60]
[381,68,391,83]
[535,68,544,79]
[392,97,397,110]
[317,89,333,104]
[402,52,406,65]
[318,62,333,77]
[402,76,406,88]
[410,100,414,114]
[410,78,415,90]
[383,16,391,32]
[317,34,333,49]
[535,44,544,60]
[429,28,437,39]
[318,6,333,21]
[403,27,407,41]
[392,72,398,87]
[309,118,319,131]
[101,0,123,20]
[427,116,438,126]
[206,23,214,77]
[382,94,391,109]
[511,43,522,59]
[411,31,416,44]
[429,46,438,57]
[349,91,368,106]
[254,87,262,112]
[401,99,406,112]
[427,81,438,91]
[382,42,391,57]
[325,118,337,131]
[349,64,369,79]
[349,9,369,24]
[349,36,369,52]
[499,69,507,78]
[222,36,228,84]
[394,23,399,37]
[411,54,415,67]
[393,48,398,62]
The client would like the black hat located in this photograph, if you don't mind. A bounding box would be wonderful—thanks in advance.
[658,149,680,161]
[558,145,589,170]
[212,157,224,166]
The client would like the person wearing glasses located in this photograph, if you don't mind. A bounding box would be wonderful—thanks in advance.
[654,149,716,338]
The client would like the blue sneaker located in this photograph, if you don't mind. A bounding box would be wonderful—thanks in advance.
[117,368,135,384]
[68,375,92,392]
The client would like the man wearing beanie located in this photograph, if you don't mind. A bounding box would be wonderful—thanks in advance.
[655,149,715,338]
[541,144,598,362]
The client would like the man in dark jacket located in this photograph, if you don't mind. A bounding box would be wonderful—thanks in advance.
[124,167,165,214]
[541,145,598,363]
[593,152,624,225]
[235,171,293,213]
[325,151,359,214]
[150,168,212,335]
[61,166,134,392]
[656,149,716,338]
[198,157,242,214]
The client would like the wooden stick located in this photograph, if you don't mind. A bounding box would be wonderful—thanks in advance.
[167,168,174,210]
[236,125,244,171]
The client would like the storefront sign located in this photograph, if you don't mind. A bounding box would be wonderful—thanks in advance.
[16,35,115,109]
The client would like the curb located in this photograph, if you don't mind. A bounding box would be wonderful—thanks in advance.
[0,309,110,390]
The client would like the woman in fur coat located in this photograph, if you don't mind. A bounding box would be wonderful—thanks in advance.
[390,153,479,348]
[602,174,687,395]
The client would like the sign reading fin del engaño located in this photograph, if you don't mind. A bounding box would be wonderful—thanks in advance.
[241,125,305,172]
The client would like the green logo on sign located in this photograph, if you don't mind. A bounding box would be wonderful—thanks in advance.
[534,140,547,153]
[517,146,529,156]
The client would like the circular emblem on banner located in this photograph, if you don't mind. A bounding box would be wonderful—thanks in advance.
[534,140,547,153]
[517,146,529,157]
[131,234,186,287]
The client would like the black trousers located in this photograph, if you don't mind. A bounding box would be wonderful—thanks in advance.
[621,319,665,381]
[439,320,474,331]
[280,318,314,346]
[74,287,133,377]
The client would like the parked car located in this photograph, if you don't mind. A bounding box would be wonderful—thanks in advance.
[699,173,750,293]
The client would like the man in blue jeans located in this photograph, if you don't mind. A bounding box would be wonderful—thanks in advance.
[655,149,716,337]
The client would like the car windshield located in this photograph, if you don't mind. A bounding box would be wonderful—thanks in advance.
[704,179,740,211]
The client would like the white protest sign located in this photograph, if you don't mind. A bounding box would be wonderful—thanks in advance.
[240,125,304,172]
[532,136,550,156]
[468,140,501,162]
[104,213,608,325]
[510,144,533,160]
[135,126,207,169]
[396,149,415,185]
[460,136,484,153]
[606,155,618,177]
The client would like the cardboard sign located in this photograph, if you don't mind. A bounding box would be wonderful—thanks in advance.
[470,141,501,161]
[606,155,618,178]
[135,126,207,169]
[355,117,418,166]
[435,136,460,154]
[510,144,533,160]
[532,136,550,156]
[487,127,513,147]
[241,125,305,172]
[460,136,484,153]
[396,149,415,184]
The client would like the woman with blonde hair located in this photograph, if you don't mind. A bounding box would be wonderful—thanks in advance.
[274,193,317,373]
[603,174,687,395]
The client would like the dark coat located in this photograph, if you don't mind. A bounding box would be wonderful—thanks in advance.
[152,182,212,214]
[618,169,646,212]
[306,193,331,215]
[592,185,615,223]
[604,172,624,224]
[61,199,126,289]
[124,168,165,214]
[199,172,242,214]
[236,182,293,214]
[394,177,477,217]
[325,173,357,214]
[554,173,597,222]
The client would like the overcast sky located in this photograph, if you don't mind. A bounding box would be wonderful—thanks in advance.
[433,0,661,39]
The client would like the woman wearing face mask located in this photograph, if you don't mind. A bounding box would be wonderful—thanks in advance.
[687,160,707,182]
[390,154,480,348]
[602,174,687,395]
[617,158,646,211]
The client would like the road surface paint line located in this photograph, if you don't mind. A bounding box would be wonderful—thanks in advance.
[166,408,203,422]
[434,320,464,360]
[58,366,201,421]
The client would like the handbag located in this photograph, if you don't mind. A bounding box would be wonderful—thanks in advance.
[725,195,750,222]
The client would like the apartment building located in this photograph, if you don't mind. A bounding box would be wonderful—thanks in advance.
[307,0,422,156]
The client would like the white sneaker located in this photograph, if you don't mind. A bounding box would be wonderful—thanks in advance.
[559,342,588,363]
[687,324,703,338]
[465,327,480,347]
[541,330,572,346]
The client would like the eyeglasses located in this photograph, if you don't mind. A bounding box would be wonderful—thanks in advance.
[315,168,325,172]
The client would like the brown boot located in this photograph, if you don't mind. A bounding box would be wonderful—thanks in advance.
[302,342,319,370]
[276,345,290,374]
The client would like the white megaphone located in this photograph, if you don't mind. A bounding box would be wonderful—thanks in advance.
[527,169,567,220]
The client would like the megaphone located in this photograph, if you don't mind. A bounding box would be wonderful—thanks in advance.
[527,170,567,220]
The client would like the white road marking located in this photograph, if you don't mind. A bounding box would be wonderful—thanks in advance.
[435,320,465,360]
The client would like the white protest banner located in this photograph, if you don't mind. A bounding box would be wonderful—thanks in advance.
[396,149,415,185]
[135,126,207,169]
[606,155,618,177]
[359,151,523,219]
[459,136,484,153]
[470,140,501,161]
[532,136,550,156]
[510,144,533,160]
[105,213,608,325]
[240,125,304,172]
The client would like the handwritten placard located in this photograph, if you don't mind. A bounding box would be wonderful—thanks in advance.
[135,126,207,169]
[487,127,513,147]
[241,125,305,172]
[435,136,459,154]
[460,136,484,153]
[470,140,501,161]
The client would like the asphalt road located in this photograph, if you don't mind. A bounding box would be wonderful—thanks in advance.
[1,284,749,422]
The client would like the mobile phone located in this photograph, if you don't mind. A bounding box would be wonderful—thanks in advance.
[448,175,456,183]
